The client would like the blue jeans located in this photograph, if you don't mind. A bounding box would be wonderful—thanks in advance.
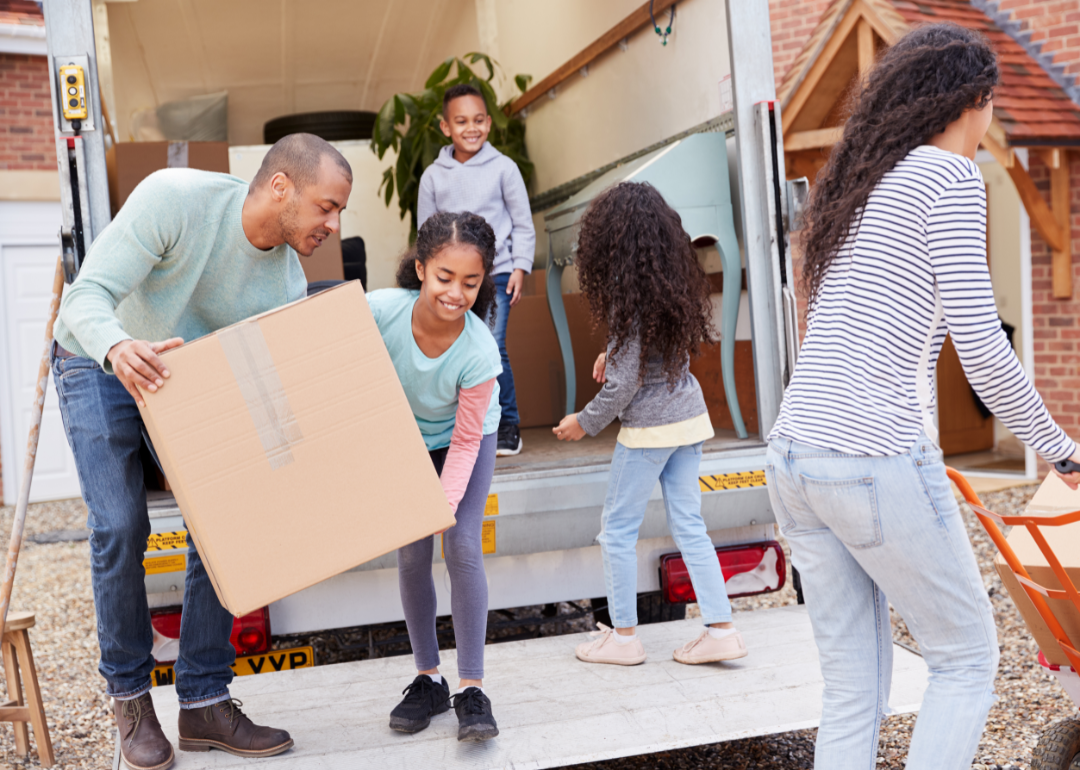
[491,272,518,427]
[53,354,235,707]
[599,441,732,627]
[765,436,999,770]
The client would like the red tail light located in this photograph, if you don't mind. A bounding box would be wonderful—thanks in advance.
[150,606,271,662]
[660,541,786,604]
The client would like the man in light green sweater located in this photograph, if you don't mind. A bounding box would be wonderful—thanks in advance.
[52,133,352,769]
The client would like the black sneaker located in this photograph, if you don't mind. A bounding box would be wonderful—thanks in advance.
[389,675,450,733]
[450,687,499,742]
[496,424,522,456]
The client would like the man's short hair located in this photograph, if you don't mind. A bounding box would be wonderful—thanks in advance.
[442,84,486,119]
[251,133,352,193]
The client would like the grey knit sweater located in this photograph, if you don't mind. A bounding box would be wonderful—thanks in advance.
[577,336,709,436]
[417,143,536,275]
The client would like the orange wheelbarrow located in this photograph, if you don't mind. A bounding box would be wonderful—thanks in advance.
[949,467,1080,770]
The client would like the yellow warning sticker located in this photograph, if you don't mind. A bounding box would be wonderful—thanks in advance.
[146,531,188,551]
[698,470,767,492]
[484,494,499,516]
[151,646,314,687]
[144,554,185,575]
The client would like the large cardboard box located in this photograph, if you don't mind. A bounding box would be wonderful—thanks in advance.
[107,141,230,214]
[137,281,454,616]
[994,473,1080,665]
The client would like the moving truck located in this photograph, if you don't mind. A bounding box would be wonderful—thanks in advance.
[43,0,802,672]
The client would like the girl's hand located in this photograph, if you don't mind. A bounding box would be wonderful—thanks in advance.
[593,352,607,383]
[1054,449,1080,491]
[553,413,586,441]
[507,269,526,307]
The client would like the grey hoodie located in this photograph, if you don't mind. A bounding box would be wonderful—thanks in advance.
[417,142,536,275]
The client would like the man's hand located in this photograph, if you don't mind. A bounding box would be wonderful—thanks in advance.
[553,413,587,441]
[593,352,607,383]
[107,337,184,407]
[1053,449,1080,491]
[506,268,526,307]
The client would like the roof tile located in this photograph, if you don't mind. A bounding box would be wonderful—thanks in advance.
[779,0,1080,145]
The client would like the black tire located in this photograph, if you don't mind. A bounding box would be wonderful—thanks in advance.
[264,111,378,144]
[1032,718,1080,769]
[589,592,686,627]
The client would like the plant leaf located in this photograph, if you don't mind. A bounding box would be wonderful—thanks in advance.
[425,57,454,89]
[514,74,532,94]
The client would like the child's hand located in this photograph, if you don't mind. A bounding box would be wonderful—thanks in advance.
[593,352,607,383]
[506,268,526,307]
[553,413,586,441]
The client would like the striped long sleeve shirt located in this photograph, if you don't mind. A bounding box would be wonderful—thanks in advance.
[770,145,1075,461]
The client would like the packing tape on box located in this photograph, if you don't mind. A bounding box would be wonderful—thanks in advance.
[218,322,303,470]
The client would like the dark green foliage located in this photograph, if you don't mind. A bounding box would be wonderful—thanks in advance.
[370,53,533,240]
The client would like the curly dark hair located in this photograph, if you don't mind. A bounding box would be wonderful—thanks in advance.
[443,83,485,118]
[801,22,998,308]
[395,211,497,322]
[575,181,716,387]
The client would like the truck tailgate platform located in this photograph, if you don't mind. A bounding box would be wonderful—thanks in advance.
[115,606,928,769]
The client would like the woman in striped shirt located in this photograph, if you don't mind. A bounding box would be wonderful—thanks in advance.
[766,23,1080,770]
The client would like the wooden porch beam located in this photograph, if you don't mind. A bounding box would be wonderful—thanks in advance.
[857,18,874,75]
[783,126,843,152]
[981,134,1065,255]
[507,0,677,116]
[1050,152,1072,299]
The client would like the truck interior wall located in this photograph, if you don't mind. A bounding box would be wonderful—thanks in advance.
[104,0,480,145]
[492,0,732,195]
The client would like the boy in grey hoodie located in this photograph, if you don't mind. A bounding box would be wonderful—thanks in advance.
[418,84,536,456]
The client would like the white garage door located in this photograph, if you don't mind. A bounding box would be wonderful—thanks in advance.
[0,201,82,505]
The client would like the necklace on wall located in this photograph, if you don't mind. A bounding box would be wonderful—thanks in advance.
[649,1,676,46]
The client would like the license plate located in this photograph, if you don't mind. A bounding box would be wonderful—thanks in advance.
[151,645,314,687]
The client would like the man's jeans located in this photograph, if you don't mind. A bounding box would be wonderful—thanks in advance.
[492,272,519,427]
[53,353,235,707]
[598,441,733,628]
[765,436,999,770]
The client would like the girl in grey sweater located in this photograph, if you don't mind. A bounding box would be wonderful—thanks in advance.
[554,181,745,666]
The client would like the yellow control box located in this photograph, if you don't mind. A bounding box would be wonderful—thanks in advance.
[59,64,87,121]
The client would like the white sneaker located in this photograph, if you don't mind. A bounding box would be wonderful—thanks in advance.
[575,623,646,666]
[673,629,747,664]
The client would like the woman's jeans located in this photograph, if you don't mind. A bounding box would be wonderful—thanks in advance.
[53,353,235,707]
[598,441,732,628]
[491,272,518,428]
[765,436,999,770]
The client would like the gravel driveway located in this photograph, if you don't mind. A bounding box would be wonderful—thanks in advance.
[0,483,1072,769]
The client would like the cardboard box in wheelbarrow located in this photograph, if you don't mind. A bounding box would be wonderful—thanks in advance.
[994,473,1080,666]
[136,280,454,617]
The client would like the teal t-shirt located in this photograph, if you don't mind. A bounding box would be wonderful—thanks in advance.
[368,288,502,451]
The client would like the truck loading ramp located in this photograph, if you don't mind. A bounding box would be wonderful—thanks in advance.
[114,606,929,769]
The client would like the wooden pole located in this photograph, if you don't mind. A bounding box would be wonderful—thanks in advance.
[0,257,65,641]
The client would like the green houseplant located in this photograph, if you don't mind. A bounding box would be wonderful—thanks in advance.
[370,53,533,238]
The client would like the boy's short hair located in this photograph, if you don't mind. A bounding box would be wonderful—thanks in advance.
[442,84,486,118]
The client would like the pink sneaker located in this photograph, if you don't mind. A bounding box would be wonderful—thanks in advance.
[575,623,647,666]
[673,629,748,664]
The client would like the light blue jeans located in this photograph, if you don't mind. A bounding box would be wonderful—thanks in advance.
[765,436,999,770]
[599,441,732,628]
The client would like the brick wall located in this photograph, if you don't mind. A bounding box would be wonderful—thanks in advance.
[1029,151,1080,462]
[994,0,1080,80]
[769,0,833,86]
[0,53,57,171]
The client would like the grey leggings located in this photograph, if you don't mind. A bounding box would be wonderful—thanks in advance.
[397,432,497,680]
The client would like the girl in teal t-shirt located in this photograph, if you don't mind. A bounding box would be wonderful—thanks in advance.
[368,211,502,743]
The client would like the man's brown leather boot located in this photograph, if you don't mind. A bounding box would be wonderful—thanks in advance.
[114,692,174,770]
[177,698,293,757]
